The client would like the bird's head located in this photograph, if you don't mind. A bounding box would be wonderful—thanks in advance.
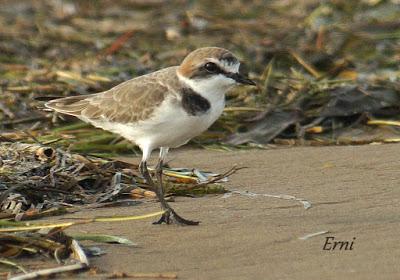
[177,47,255,94]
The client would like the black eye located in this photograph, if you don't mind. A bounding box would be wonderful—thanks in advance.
[204,62,219,73]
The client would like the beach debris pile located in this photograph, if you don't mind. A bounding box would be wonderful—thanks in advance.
[0,142,230,221]
[0,228,89,279]
[0,141,233,277]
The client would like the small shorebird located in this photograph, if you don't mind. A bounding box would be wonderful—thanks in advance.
[46,47,255,225]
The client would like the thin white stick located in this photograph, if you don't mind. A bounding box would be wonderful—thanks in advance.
[10,240,89,280]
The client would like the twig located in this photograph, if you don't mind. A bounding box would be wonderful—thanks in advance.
[367,119,400,127]
[0,210,166,233]
[20,130,44,145]
[224,107,265,112]
[288,49,321,78]
[0,135,15,142]
[1,116,49,126]
[299,231,329,240]
[223,190,312,210]
[107,272,177,279]
[9,240,88,280]
[0,258,27,274]
[102,30,135,57]
[192,165,246,188]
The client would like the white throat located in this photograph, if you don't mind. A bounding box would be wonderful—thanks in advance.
[177,72,235,101]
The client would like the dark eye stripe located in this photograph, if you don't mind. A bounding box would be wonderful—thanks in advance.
[189,62,236,79]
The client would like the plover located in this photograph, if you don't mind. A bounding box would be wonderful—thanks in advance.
[45,47,255,225]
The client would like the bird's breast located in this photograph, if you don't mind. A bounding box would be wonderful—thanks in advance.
[181,87,211,116]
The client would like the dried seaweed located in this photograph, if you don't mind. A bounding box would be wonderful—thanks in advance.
[0,142,230,221]
[0,228,89,279]
[0,210,166,276]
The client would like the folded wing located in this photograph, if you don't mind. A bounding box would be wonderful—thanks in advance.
[45,75,169,124]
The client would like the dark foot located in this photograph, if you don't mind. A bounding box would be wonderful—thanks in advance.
[153,208,199,226]
[140,160,199,226]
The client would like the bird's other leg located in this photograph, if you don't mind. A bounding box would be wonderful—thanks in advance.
[139,147,166,208]
[153,147,199,226]
[154,147,169,200]
[139,160,168,210]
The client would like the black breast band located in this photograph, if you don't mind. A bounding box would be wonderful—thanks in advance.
[181,88,211,116]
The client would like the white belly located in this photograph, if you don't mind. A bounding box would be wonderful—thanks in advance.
[89,95,225,151]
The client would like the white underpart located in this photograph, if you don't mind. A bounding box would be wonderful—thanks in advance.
[85,66,239,163]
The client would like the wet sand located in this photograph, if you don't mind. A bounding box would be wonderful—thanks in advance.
[64,144,400,279]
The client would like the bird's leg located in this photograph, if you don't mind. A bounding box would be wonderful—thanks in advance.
[154,158,167,207]
[139,160,199,226]
[153,158,199,225]
[139,160,166,206]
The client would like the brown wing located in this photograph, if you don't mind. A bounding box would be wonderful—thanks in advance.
[45,67,178,123]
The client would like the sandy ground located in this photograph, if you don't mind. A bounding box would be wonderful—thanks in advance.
[62,144,400,280]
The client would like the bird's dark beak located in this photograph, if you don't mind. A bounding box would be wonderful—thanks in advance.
[227,72,256,86]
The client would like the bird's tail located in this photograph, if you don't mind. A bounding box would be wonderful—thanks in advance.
[45,95,91,117]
